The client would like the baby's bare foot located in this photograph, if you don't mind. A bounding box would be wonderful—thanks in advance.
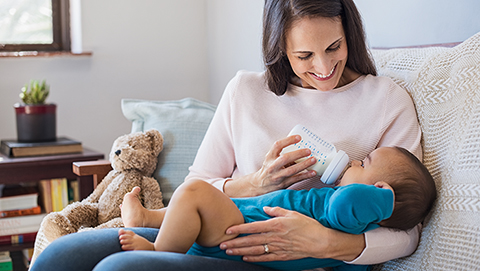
[118,229,154,251]
[121,186,146,227]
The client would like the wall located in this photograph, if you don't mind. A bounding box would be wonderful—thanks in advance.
[206,0,264,104]
[354,0,480,47]
[0,0,209,156]
[0,0,478,157]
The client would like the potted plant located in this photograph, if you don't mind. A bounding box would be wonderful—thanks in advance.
[14,80,57,142]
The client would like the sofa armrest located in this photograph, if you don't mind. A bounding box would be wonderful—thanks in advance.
[72,160,112,189]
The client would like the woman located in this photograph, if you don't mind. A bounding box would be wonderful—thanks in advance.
[31,0,422,270]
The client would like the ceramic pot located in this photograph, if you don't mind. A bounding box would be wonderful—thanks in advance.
[14,103,57,142]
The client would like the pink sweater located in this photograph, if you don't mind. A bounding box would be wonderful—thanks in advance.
[186,70,422,265]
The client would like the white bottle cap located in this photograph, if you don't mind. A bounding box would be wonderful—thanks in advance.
[321,150,349,185]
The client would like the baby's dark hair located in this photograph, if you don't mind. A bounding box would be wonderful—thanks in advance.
[379,147,436,230]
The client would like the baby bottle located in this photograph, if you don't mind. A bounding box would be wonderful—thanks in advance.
[281,124,349,185]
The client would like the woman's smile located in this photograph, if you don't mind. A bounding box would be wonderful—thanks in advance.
[309,63,337,81]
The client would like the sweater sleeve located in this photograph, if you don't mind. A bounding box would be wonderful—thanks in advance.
[184,74,238,190]
[346,225,421,265]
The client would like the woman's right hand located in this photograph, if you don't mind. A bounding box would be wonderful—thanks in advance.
[224,135,317,197]
[220,206,366,262]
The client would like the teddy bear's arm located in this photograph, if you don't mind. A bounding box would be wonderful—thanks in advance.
[141,176,165,209]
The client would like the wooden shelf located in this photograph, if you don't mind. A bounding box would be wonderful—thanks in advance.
[0,51,92,58]
[0,242,35,252]
[0,146,104,267]
[0,147,104,199]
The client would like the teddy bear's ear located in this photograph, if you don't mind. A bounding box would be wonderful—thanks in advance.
[145,129,164,154]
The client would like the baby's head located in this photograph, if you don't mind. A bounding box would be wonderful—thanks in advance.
[338,147,437,230]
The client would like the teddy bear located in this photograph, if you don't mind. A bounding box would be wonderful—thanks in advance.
[41,129,165,242]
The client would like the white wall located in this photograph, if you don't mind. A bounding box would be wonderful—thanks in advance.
[0,0,478,157]
[206,0,264,104]
[354,0,480,47]
[0,0,209,156]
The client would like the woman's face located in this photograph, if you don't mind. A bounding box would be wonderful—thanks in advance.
[285,16,351,91]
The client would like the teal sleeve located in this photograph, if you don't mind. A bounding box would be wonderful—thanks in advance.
[325,184,394,234]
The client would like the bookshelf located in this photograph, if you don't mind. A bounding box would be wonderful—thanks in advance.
[0,147,104,200]
[0,147,104,259]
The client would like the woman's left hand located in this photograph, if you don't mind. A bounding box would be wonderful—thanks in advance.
[219,206,333,262]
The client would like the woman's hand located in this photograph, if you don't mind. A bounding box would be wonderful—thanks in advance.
[219,206,366,262]
[225,135,317,197]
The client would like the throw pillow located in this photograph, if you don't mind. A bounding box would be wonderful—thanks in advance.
[122,98,216,205]
[371,32,480,270]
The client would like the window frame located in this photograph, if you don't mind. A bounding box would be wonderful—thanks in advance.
[0,0,71,52]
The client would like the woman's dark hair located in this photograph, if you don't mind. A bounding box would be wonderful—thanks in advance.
[262,0,377,95]
[379,147,437,231]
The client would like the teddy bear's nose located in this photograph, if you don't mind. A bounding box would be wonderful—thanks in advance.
[115,150,121,156]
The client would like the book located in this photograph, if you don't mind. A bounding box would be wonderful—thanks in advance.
[60,178,68,208]
[0,213,46,229]
[0,137,82,157]
[69,180,80,203]
[38,180,53,213]
[22,248,34,269]
[38,178,70,213]
[0,253,12,271]
[0,206,41,218]
[0,232,37,246]
[0,252,9,260]
[50,179,60,212]
[0,260,12,271]
[0,193,38,212]
[0,225,42,237]
[0,213,46,236]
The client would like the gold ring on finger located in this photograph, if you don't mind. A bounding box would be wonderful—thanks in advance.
[263,244,270,254]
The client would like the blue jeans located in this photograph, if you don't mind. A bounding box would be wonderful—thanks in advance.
[30,228,275,271]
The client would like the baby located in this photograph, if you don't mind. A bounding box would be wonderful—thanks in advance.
[118,146,436,271]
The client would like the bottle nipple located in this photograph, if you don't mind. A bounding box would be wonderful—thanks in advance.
[321,150,349,185]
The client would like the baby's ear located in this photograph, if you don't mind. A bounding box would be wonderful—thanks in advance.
[374,181,388,189]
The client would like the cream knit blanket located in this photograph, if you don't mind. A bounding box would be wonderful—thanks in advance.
[372,32,480,270]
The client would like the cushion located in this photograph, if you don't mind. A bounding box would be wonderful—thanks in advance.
[121,98,216,205]
[371,32,480,270]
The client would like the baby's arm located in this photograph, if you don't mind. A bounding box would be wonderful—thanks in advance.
[118,229,154,251]
[326,184,394,234]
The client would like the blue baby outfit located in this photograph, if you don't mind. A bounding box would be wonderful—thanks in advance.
[187,183,394,271]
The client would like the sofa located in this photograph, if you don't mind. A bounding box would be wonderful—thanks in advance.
[32,32,480,270]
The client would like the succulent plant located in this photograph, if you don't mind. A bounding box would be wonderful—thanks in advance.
[20,80,50,104]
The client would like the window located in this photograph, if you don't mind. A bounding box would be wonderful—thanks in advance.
[0,0,70,52]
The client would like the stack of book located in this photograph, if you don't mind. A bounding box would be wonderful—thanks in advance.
[38,178,79,213]
[0,193,45,246]
[0,137,82,158]
[22,248,34,269]
[0,251,12,271]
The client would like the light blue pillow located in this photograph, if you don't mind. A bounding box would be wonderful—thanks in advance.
[122,98,216,205]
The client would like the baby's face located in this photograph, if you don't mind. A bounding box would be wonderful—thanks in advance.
[336,147,403,187]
